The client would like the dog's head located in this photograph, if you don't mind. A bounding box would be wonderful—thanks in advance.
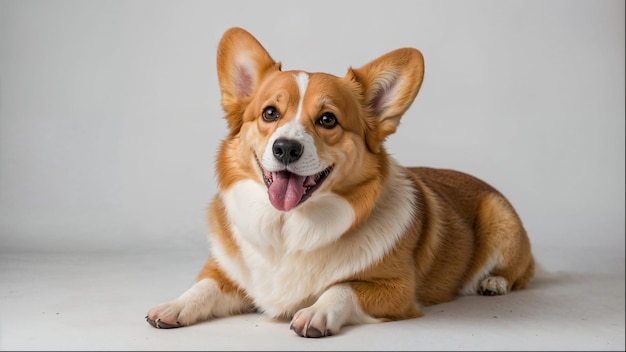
[215,27,424,215]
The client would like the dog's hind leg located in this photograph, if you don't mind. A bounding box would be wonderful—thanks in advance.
[460,193,535,296]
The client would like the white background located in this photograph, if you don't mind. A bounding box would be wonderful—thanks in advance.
[1,0,624,257]
[0,1,623,350]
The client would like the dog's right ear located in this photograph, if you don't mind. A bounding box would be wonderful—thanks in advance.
[216,27,281,135]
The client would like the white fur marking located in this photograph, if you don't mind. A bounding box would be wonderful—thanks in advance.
[294,72,308,122]
[216,160,415,318]
[261,72,324,176]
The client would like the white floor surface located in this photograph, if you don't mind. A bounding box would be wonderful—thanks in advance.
[1,245,624,351]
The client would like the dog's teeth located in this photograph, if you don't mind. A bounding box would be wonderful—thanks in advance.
[304,176,316,187]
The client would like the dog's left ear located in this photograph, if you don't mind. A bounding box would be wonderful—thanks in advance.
[347,48,424,153]
[216,27,282,135]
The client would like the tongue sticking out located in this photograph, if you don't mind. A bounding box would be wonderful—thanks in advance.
[268,171,307,212]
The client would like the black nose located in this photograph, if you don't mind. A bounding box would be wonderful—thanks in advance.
[273,138,304,165]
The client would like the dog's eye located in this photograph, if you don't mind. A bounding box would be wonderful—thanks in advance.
[262,106,280,122]
[317,112,337,129]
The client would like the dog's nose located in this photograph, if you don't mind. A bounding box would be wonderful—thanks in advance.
[273,138,304,165]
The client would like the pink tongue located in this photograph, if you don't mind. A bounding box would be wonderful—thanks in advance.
[268,171,307,211]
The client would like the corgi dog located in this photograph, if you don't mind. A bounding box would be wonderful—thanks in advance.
[146,27,535,338]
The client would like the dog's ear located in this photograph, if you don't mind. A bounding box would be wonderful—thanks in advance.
[346,48,424,153]
[216,27,281,135]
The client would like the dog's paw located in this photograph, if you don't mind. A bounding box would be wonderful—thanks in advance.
[146,279,221,329]
[289,307,337,338]
[146,300,192,328]
[289,284,383,337]
[478,275,509,296]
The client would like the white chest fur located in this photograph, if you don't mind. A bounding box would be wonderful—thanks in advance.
[212,163,416,318]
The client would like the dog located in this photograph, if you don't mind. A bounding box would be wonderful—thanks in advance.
[146,27,535,338]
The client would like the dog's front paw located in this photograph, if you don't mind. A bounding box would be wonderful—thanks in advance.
[290,307,337,338]
[146,279,225,329]
[289,284,373,338]
[146,300,193,329]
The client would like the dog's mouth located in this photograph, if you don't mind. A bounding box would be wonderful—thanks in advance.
[255,155,333,212]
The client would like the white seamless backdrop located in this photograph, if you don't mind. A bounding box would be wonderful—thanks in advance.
[0,0,624,256]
